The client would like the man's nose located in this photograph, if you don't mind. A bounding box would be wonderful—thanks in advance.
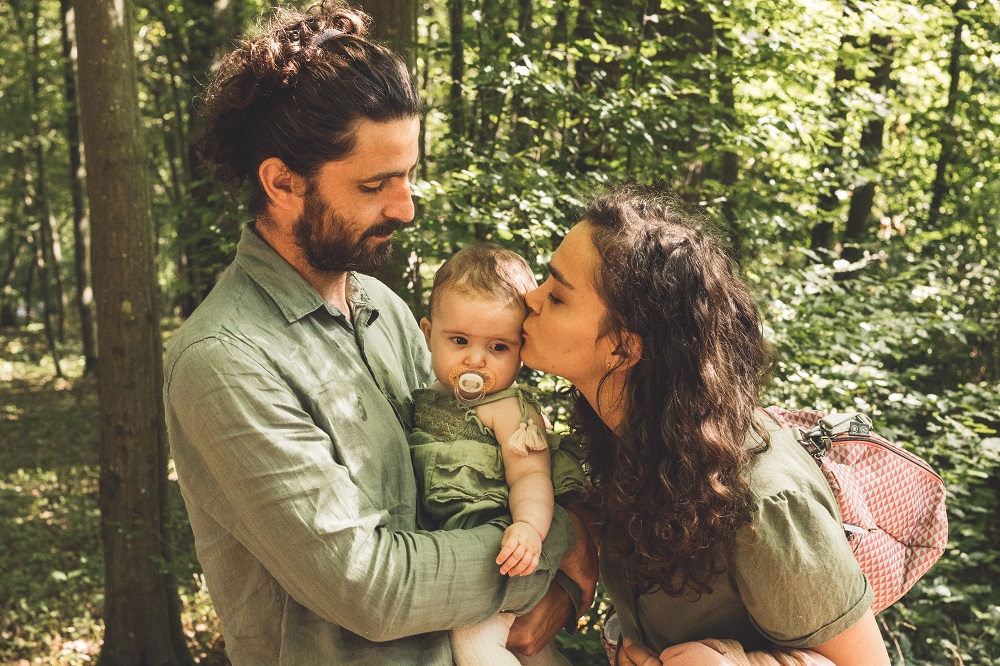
[384,179,415,223]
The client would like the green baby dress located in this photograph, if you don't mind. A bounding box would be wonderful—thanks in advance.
[408,386,589,531]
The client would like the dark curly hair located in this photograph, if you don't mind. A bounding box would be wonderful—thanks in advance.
[575,185,774,596]
[198,0,420,216]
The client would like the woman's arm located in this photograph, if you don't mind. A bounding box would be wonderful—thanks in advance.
[809,609,890,665]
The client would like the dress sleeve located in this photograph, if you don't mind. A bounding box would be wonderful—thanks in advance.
[165,336,574,641]
[729,489,874,648]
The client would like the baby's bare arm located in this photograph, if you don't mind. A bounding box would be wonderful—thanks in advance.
[477,396,554,575]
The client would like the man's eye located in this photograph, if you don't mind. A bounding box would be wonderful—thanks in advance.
[361,182,386,193]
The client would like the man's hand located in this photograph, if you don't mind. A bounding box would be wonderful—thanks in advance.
[560,507,599,610]
[498,521,543,576]
[507,507,599,655]
[507,583,573,656]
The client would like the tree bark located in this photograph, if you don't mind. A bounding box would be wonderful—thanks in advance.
[926,0,967,231]
[811,33,858,254]
[841,33,893,264]
[447,0,467,137]
[26,0,68,343]
[32,228,64,377]
[0,227,26,328]
[365,0,422,308]
[717,33,741,263]
[61,0,98,373]
[74,0,191,661]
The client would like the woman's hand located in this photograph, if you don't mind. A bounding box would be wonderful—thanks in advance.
[617,637,664,666]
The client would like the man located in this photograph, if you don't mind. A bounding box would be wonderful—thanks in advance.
[163,2,595,664]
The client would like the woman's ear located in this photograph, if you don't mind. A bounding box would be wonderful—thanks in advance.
[259,157,307,219]
[612,331,643,370]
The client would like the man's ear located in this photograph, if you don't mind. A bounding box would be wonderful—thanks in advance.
[419,317,433,349]
[259,157,307,217]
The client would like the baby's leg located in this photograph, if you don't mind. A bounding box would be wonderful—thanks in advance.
[662,640,836,666]
[658,641,742,665]
[450,613,521,666]
[515,640,572,666]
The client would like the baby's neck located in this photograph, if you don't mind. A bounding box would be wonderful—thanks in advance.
[429,379,517,398]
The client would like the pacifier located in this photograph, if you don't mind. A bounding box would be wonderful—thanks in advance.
[447,364,496,406]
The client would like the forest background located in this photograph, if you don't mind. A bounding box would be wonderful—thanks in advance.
[1,0,998,663]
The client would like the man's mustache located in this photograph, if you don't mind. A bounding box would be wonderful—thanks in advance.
[362,220,404,240]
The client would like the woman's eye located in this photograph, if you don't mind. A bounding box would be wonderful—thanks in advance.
[361,181,386,193]
[546,292,562,305]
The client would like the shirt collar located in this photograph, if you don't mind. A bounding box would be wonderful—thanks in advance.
[235,223,377,325]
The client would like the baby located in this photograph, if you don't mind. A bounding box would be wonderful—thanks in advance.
[408,243,586,666]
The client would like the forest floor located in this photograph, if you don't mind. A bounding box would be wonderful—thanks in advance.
[0,325,228,665]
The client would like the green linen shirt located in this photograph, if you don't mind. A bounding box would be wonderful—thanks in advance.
[163,225,573,665]
[601,414,873,653]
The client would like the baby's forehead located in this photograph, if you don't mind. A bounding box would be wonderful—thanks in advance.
[432,284,526,316]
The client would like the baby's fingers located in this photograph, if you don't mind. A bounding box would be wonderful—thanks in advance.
[508,551,539,577]
[496,537,520,568]
[498,541,528,575]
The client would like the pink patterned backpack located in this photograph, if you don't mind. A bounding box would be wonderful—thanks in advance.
[764,406,949,613]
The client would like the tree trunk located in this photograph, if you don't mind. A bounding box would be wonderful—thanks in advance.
[447,0,467,138]
[32,229,64,378]
[473,0,507,146]
[657,0,714,188]
[0,228,26,328]
[74,0,190,661]
[509,0,536,153]
[811,33,858,254]
[841,33,893,264]
[27,0,68,343]
[61,0,98,373]
[926,0,967,231]
[716,20,741,262]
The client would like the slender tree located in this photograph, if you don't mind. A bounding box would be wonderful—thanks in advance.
[61,0,97,373]
[74,0,190,661]
[364,0,422,306]
[841,33,894,264]
[927,0,968,231]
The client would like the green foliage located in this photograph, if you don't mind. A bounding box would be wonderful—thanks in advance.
[759,251,1000,663]
[2,0,1000,661]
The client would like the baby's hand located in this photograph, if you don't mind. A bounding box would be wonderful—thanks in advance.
[497,521,542,576]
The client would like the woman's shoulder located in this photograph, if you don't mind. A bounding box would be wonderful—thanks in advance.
[743,412,836,508]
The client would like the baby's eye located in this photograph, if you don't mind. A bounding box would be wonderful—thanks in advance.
[490,343,510,353]
[449,336,468,346]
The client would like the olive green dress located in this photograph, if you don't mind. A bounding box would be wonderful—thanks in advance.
[408,386,589,531]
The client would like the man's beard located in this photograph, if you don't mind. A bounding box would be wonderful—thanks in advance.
[293,190,402,274]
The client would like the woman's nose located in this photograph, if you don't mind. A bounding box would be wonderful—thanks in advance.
[524,286,542,314]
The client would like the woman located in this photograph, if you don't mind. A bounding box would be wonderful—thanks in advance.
[520,185,890,665]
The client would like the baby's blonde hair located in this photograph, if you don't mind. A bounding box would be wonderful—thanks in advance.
[427,243,538,318]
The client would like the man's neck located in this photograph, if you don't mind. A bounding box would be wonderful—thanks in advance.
[253,220,352,317]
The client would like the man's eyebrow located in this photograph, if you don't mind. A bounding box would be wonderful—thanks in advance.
[549,264,574,289]
[361,162,419,183]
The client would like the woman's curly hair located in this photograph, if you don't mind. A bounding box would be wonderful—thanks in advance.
[576,184,775,596]
[198,0,419,215]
